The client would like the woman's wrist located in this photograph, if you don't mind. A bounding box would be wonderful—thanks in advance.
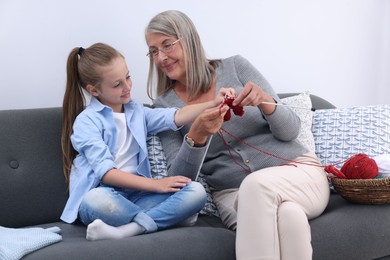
[185,133,207,147]
[258,97,277,115]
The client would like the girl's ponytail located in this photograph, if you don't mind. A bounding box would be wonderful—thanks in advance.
[61,48,85,184]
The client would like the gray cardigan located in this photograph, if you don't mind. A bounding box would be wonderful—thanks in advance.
[154,55,308,191]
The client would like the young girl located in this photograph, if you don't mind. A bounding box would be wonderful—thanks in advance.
[60,43,231,241]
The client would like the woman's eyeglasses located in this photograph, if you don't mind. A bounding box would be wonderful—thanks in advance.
[147,39,181,58]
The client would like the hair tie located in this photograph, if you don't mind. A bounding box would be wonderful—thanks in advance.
[78,47,85,56]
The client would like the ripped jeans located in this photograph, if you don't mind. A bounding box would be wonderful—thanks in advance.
[78,182,206,233]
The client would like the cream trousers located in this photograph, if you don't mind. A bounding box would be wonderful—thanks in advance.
[212,153,330,260]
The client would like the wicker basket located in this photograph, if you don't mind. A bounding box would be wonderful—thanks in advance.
[331,177,390,205]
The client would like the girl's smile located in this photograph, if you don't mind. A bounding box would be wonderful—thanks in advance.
[87,57,132,112]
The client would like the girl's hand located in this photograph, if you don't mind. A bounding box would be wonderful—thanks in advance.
[154,176,192,193]
[214,87,235,106]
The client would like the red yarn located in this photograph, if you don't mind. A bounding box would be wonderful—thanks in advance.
[340,153,378,179]
[219,127,378,179]
[222,97,244,121]
[324,165,347,179]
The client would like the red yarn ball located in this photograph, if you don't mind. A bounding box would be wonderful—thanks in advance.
[340,153,378,179]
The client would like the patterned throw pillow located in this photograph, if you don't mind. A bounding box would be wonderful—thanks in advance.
[146,135,219,217]
[281,91,316,152]
[312,104,390,168]
[196,174,220,217]
[147,135,167,180]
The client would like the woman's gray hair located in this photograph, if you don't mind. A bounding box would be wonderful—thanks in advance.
[145,10,219,100]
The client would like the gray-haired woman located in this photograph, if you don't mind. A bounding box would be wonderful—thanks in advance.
[145,10,330,260]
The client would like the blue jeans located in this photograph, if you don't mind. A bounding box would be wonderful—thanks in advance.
[78,182,206,233]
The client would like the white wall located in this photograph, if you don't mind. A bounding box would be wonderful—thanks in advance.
[1,0,389,110]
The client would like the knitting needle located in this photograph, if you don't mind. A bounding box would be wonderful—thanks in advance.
[260,101,316,112]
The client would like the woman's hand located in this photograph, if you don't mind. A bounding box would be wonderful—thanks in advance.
[153,176,192,193]
[214,87,236,106]
[187,105,229,146]
[232,81,276,115]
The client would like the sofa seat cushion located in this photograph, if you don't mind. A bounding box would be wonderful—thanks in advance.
[311,194,390,260]
[23,215,236,260]
[23,194,390,260]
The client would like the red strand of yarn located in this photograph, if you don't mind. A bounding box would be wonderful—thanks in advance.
[219,128,252,173]
[218,128,325,171]
[218,128,378,179]
[324,165,347,179]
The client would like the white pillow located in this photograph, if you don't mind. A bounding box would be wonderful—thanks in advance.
[281,91,316,152]
[312,104,390,168]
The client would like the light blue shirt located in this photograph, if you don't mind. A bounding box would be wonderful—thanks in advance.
[61,97,179,223]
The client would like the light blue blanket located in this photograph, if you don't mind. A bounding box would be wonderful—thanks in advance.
[0,226,62,260]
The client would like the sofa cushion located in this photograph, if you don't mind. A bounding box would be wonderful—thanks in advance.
[0,107,67,228]
[23,215,236,260]
[147,135,219,217]
[280,91,315,152]
[312,104,390,168]
[147,134,168,180]
[22,195,390,260]
[311,194,390,260]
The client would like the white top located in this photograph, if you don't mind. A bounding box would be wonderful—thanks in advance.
[113,112,138,174]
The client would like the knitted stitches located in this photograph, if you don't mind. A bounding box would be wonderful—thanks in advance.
[0,226,62,260]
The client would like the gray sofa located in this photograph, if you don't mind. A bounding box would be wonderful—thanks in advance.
[1,94,390,260]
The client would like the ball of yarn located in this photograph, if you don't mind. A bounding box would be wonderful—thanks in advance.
[340,153,378,179]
